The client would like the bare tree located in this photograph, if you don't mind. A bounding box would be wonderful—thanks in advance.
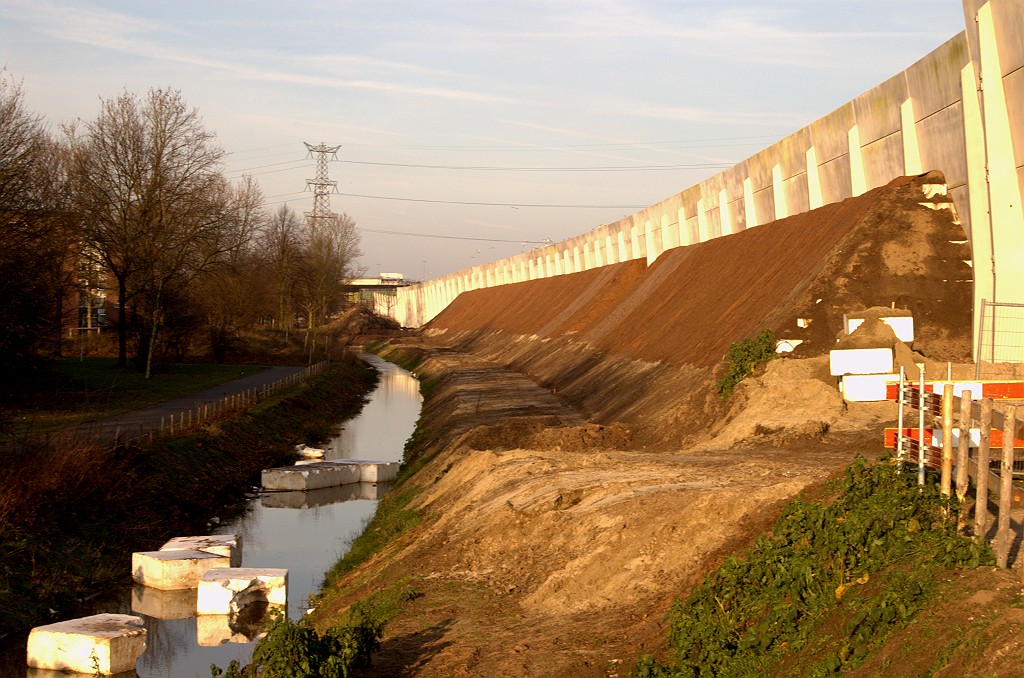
[0,72,77,375]
[297,211,362,334]
[260,203,305,336]
[65,88,251,375]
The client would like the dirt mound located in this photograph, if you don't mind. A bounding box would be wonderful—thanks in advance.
[428,173,972,367]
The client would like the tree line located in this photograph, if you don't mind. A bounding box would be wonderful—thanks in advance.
[0,71,362,384]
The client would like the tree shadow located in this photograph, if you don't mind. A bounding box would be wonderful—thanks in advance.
[355,618,456,677]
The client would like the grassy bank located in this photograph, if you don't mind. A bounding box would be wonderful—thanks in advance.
[633,457,995,677]
[5,358,267,436]
[0,353,377,637]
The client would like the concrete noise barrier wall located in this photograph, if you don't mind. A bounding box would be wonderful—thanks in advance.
[386,0,1024,361]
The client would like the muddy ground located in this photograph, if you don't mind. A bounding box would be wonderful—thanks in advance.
[313,174,1023,676]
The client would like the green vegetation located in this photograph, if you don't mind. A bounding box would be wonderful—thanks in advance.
[716,329,776,399]
[320,486,422,591]
[633,457,994,677]
[7,357,266,436]
[212,583,419,677]
[0,354,377,636]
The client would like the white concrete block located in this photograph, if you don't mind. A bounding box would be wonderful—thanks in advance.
[844,315,915,342]
[160,534,242,567]
[197,568,288,615]
[132,549,231,590]
[131,585,197,620]
[261,461,362,491]
[26,614,146,674]
[329,460,400,483]
[829,348,894,376]
[840,374,900,402]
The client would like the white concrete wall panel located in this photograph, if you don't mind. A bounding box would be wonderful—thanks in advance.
[853,76,907,146]
[818,154,853,206]
[812,103,857,165]
[916,104,969,191]
[861,134,906,191]
[783,173,810,216]
[907,37,970,116]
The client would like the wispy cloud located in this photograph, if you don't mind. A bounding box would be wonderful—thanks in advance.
[1,0,526,105]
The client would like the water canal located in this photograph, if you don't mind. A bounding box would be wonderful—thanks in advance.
[12,354,422,678]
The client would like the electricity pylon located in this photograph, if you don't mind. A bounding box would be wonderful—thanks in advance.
[304,142,341,226]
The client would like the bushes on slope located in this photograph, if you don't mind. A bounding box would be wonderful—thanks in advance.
[634,457,994,677]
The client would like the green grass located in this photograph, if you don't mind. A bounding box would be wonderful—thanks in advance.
[9,358,269,435]
[633,456,995,677]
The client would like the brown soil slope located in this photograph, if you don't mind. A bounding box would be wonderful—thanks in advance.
[428,173,973,366]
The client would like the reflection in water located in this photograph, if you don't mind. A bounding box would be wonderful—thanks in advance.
[261,481,392,509]
[131,586,197,621]
[1,355,422,678]
[327,357,422,460]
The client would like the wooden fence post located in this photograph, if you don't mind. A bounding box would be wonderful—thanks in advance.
[997,405,1016,568]
[975,398,993,539]
[942,383,954,496]
[956,390,972,532]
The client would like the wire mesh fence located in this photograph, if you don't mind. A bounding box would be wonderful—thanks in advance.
[976,300,1024,379]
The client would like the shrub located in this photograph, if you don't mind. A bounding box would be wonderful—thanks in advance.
[716,329,777,399]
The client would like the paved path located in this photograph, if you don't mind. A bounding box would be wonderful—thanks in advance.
[74,365,307,443]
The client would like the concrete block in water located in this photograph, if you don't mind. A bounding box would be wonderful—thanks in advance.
[329,460,400,483]
[132,549,231,590]
[197,568,288,615]
[829,347,894,376]
[261,461,362,491]
[160,534,242,567]
[26,613,146,674]
[131,585,197,620]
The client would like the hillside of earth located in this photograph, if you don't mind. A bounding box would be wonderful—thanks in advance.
[308,173,1023,677]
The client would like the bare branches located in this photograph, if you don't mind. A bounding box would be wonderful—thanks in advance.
[64,87,252,373]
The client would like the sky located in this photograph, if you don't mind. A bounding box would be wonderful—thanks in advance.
[1,1,969,282]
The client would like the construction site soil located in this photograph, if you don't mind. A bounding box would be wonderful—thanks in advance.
[315,174,1024,676]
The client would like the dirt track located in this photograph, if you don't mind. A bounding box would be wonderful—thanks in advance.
[318,174,981,676]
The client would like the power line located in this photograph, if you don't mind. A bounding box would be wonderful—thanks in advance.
[339,160,733,172]
[358,228,549,244]
[341,192,646,209]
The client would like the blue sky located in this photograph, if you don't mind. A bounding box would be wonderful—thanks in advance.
[1,1,967,280]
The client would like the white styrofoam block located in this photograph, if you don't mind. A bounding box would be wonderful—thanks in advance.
[160,535,242,567]
[197,568,288,615]
[844,315,915,342]
[840,374,900,402]
[829,348,894,376]
[132,549,231,590]
[131,585,197,620]
[27,614,146,674]
[261,462,362,491]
